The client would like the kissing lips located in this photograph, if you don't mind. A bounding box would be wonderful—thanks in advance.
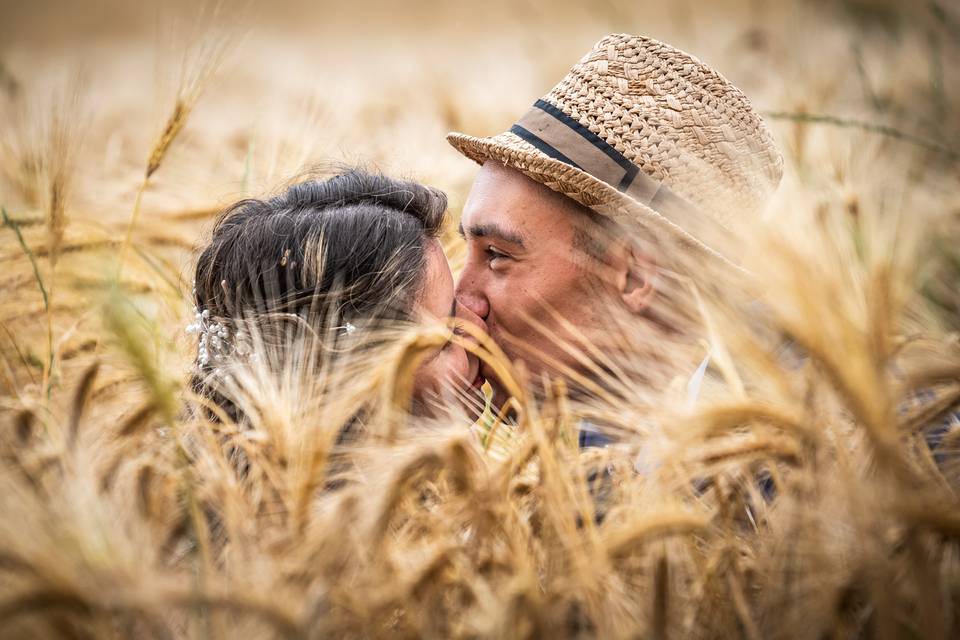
[477,362,501,391]
[470,372,486,390]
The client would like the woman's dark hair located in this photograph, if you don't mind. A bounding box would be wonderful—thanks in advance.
[194,168,446,327]
[188,169,448,423]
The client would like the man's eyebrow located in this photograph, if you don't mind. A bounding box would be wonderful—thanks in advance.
[458,222,526,248]
[449,298,457,318]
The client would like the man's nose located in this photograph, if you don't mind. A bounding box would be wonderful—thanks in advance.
[455,264,490,321]
[455,299,488,339]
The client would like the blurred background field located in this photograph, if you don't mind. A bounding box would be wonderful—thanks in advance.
[1,0,958,384]
[1,0,959,638]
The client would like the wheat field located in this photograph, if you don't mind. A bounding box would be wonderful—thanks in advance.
[1,0,959,637]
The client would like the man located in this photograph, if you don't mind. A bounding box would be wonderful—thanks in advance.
[447,34,783,439]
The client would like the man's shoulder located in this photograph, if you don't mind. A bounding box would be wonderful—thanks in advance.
[577,420,614,449]
[920,400,960,466]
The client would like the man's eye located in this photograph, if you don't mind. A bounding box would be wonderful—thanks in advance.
[486,245,509,265]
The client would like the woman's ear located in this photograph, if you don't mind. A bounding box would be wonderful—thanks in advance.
[619,246,656,315]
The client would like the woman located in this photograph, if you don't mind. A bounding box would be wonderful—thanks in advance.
[188,168,487,421]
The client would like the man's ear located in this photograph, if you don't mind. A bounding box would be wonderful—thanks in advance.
[618,245,656,315]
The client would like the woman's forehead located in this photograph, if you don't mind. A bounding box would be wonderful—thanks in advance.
[419,238,454,318]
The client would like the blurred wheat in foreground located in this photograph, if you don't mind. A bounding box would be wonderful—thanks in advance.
[1,1,960,638]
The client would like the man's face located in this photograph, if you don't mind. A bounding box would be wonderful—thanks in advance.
[455,161,612,402]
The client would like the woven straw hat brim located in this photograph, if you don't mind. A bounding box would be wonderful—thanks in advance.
[447,130,740,271]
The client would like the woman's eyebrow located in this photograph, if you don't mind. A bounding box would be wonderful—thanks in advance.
[450,299,458,318]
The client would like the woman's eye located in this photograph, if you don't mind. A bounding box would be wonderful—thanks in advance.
[441,325,462,351]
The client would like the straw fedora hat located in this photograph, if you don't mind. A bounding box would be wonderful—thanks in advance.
[448,33,783,268]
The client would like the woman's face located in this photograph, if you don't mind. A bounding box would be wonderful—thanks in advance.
[412,238,487,411]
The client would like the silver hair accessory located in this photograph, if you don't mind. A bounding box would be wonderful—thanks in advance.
[331,322,357,335]
[186,305,233,368]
